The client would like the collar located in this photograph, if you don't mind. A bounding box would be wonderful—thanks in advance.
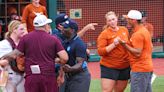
[64,34,78,44]
[133,24,144,32]
[6,38,16,49]
[107,26,120,33]
[34,30,47,33]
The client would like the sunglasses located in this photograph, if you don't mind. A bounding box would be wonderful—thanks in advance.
[63,27,72,31]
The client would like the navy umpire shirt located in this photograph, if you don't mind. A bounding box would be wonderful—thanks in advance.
[63,35,87,66]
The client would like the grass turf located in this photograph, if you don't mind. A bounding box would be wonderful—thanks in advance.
[89,76,164,92]
[1,76,164,92]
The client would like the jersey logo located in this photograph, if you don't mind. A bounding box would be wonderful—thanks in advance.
[67,46,71,51]
[123,32,126,35]
[82,61,87,69]
[130,39,132,42]
[112,35,115,38]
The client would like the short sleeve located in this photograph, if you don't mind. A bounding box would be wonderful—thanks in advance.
[54,37,64,53]
[75,42,87,59]
[0,40,13,58]
[131,33,144,49]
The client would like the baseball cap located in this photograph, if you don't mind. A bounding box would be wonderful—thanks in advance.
[55,13,69,26]
[123,10,142,20]
[140,11,147,17]
[33,14,52,27]
[61,19,78,32]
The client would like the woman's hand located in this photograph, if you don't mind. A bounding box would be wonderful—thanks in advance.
[113,37,120,46]
[57,67,65,87]
[0,59,9,66]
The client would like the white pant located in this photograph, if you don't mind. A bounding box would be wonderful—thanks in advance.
[1,65,25,92]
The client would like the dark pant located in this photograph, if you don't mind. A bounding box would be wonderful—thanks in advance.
[25,74,58,92]
[59,69,91,92]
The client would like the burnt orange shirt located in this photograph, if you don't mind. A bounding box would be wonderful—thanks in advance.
[97,26,130,69]
[143,22,154,37]
[129,25,153,72]
[21,4,47,32]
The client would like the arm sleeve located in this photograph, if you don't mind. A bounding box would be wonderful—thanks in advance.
[43,6,48,17]
[97,31,108,56]
[54,37,64,53]
[21,5,29,23]
[75,42,87,59]
[0,40,13,58]
[131,33,144,49]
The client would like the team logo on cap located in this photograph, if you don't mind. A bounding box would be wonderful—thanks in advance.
[64,15,68,19]
[65,20,69,24]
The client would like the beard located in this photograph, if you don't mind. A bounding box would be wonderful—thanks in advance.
[63,32,72,39]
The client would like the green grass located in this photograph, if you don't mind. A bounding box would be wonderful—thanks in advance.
[89,76,164,92]
[1,76,163,92]
[89,79,102,92]
[152,76,164,92]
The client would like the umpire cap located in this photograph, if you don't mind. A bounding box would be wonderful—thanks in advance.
[55,13,69,26]
[61,19,78,32]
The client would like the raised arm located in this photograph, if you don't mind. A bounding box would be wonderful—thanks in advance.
[77,23,98,37]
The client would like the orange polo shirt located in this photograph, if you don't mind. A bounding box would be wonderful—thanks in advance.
[129,25,153,72]
[143,22,154,37]
[97,26,130,69]
[21,4,47,32]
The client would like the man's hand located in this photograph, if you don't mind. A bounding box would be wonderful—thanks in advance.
[55,57,60,63]
[62,64,72,73]
[78,23,98,37]
[83,23,98,31]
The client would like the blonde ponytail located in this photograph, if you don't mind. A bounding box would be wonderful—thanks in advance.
[5,20,21,39]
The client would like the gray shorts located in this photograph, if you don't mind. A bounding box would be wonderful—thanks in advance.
[130,72,153,92]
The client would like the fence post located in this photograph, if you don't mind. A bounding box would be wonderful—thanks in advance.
[47,0,57,30]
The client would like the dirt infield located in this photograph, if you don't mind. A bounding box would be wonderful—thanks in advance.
[88,58,164,79]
